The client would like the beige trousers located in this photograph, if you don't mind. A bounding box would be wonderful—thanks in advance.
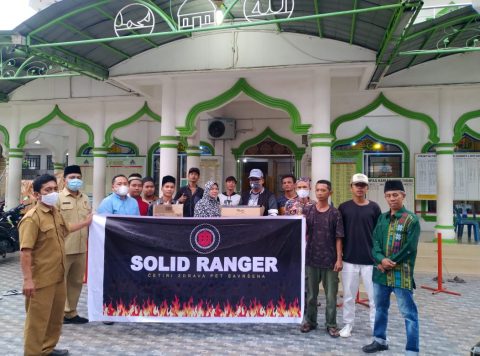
[64,252,86,318]
[24,280,66,356]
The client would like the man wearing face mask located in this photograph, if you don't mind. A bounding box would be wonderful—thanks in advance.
[56,165,91,325]
[19,174,92,356]
[97,174,140,215]
[240,169,278,216]
[285,177,315,216]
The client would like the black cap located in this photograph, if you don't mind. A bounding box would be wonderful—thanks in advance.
[384,180,405,193]
[161,175,176,187]
[225,176,237,183]
[188,167,200,175]
[63,165,82,177]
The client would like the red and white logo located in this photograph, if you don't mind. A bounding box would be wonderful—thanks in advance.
[190,224,220,254]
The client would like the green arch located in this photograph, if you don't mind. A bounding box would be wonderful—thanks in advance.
[18,105,94,149]
[0,125,10,149]
[177,78,310,137]
[422,125,480,153]
[231,127,305,161]
[146,137,189,176]
[331,93,439,146]
[332,126,410,176]
[200,141,215,155]
[103,102,161,147]
[77,137,139,156]
[453,109,480,143]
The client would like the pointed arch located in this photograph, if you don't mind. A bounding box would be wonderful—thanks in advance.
[332,126,410,176]
[103,102,161,147]
[176,78,310,137]
[331,93,439,145]
[231,127,305,160]
[0,125,9,149]
[18,105,94,149]
[453,109,480,143]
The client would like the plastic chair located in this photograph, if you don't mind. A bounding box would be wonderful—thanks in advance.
[454,208,479,243]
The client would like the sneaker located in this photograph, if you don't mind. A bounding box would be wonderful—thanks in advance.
[362,341,389,353]
[339,324,353,338]
[63,315,88,324]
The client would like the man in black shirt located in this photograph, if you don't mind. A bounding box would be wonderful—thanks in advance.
[174,167,204,217]
[338,173,381,338]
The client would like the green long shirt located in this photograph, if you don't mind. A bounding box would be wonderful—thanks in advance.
[372,206,420,290]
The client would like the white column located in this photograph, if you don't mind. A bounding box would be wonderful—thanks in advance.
[186,137,201,173]
[159,78,178,184]
[92,104,106,209]
[67,126,78,166]
[5,107,22,210]
[6,149,23,209]
[310,69,332,184]
[435,89,455,240]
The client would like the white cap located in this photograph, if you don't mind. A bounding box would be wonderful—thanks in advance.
[248,169,264,179]
[351,173,369,185]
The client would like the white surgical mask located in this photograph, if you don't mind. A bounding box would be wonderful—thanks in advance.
[115,185,129,196]
[41,192,59,206]
[297,189,310,199]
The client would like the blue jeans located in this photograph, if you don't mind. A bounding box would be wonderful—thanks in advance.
[373,283,419,354]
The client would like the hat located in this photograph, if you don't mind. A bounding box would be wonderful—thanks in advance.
[351,173,369,185]
[161,175,176,186]
[188,167,200,175]
[384,180,405,193]
[248,169,263,179]
[225,176,237,183]
[63,165,82,177]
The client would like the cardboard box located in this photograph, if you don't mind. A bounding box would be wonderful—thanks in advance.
[152,204,184,217]
[220,205,265,217]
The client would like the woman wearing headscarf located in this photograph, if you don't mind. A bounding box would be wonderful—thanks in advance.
[194,180,221,217]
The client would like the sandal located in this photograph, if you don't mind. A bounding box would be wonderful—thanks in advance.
[326,326,340,338]
[300,323,316,333]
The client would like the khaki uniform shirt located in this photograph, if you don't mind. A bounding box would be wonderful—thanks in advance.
[19,203,70,289]
[57,188,90,255]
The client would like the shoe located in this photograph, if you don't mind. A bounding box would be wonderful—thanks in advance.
[47,349,69,356]
[103,321,114,325]
[362,341,389,353]
[300,323,317,333]
[339,324,353,338]
[64,315,88,324]
[326,326,340,338]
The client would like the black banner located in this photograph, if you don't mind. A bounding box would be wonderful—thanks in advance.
[89,216,304,322]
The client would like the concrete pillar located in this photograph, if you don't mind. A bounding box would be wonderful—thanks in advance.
[67,126,78,166]
[6,149,24,209]
[5,107,22,210]
[310,69,332,184]
[92,104,107,209]
[186,137,201,173]
[435,88,455,241]
[159,78,178,184]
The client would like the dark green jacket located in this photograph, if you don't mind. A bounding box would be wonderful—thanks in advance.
[372,206,420,290]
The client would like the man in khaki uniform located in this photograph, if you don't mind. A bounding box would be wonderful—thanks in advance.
[20,174,92,356]
[57,165,90,324]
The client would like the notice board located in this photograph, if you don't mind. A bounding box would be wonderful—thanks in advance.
[331,151,363,206]
[366,177,415,213]
[415,153,480,201]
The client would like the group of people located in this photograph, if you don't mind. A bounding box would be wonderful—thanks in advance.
[18,165,420,355]
[297,174,420,356]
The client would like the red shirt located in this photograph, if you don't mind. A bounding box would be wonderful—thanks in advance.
[133,195,149,216]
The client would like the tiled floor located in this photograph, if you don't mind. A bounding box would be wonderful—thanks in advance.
[1,252,479,355]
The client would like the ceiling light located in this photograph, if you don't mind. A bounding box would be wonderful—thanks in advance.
[34,140,41,144]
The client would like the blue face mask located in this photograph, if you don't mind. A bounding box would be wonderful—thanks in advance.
[67,178,83,192]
